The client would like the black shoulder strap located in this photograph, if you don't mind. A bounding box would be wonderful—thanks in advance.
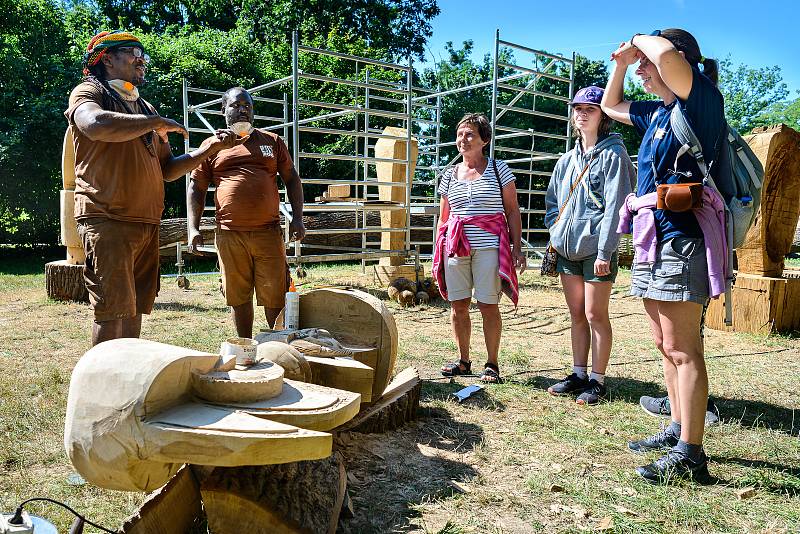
[493,158,506,212]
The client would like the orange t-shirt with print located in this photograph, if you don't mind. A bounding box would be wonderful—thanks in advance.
[191,130,295,231]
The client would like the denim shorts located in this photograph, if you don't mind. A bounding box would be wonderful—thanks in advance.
[630,237,709,304]
[556,251,619,283]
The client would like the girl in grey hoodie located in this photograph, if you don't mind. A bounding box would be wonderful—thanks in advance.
[544,85,636,405]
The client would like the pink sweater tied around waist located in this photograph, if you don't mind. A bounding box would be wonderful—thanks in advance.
[616,189,727,298]
[432,212,519,306]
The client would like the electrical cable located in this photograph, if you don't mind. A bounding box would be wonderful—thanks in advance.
[419,347,795,383]
[8,498,115,533]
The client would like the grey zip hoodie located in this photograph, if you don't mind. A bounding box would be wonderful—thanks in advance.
[544,133,636,261]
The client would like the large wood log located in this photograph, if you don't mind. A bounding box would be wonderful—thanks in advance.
[337,367,420,434]
[159,213,435,253]
[120,466,203,534]
[737,124,800,276]
[706,273,800,334]
[45,260,88,302]
[199,454,347,534]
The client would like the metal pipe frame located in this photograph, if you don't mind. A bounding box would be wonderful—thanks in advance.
[181,30,575,268]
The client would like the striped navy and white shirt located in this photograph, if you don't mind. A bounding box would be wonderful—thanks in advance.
[439,158,516,249]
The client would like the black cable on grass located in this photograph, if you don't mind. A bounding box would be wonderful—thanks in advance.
[8,497,115,533]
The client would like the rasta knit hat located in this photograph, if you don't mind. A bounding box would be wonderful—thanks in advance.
[83,30,144,75]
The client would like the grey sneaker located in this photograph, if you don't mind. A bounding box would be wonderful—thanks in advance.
[639,395,671,417]
[628,428,680,454]
[576,379,607,405]
[639,395,721,426]
[636,449,711,484]
[547,373,589,396]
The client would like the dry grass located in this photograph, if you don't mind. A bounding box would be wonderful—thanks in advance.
[1,258,799,533]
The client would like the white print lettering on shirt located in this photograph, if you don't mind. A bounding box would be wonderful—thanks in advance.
[260,145,274,158]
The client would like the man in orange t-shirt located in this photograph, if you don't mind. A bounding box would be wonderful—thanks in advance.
[67,31,243,346]
[188,87,305,337]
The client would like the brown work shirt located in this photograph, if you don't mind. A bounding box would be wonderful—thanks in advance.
[64,81,171,224]
[191,129,295,231]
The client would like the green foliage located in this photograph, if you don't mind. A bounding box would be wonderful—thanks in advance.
[751,94,800,131]
[0,0,83,244]
[719,57,789,133]
[0,0,438,244]
[90,0,440,60]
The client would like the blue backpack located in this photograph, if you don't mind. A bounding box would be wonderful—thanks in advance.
[669,106,764,325]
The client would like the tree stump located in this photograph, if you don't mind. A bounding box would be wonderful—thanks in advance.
[198,453,347,534]
[45,260,88,302]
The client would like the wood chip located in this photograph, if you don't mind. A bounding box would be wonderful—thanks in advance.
[596,427,611,435]
[447,480,470,493]
[737,486,757,500]
[549,483,565,492]
[573,506,589,519]
[551,462,563,472]
[613,505,638,516]
[596,516,613,531]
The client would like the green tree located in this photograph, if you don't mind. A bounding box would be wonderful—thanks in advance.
[719,57,788,132]
[750,94,800,131]
[89,0,440,60]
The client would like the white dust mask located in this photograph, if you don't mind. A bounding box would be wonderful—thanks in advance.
[229,121,254,136]
[107,79,140,101]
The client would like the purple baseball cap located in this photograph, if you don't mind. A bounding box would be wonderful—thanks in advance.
[570,85,604,106]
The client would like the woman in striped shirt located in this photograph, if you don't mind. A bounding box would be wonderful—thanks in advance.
[433,113,525,383]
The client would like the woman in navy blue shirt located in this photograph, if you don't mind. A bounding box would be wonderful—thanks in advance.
[601,29,725,484]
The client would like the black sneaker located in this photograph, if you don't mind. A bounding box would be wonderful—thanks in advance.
[576,379,607,405]
[639,395,721,426]
[547,373,589,396]
[636,449,710,484]
[628,428,679,454]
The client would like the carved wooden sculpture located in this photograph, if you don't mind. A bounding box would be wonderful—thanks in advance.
[273,288,398,404]
[64,338,361,492]
[45,126,89,301]
[375,126,418,267]
[707,124,800,333]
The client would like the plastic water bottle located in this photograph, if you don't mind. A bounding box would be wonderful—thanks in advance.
[285,279,300,330]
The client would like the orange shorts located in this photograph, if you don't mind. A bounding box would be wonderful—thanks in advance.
[77,217,160,322]
[215,227,289,308]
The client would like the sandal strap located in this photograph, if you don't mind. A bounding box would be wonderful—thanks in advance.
[484,362,499,373]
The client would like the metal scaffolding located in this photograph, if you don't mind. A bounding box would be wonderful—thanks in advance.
[177,29,575,279]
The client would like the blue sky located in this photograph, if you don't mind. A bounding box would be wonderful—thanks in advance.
[421,0,799,96]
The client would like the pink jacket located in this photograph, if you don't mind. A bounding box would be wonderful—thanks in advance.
[432,213,519,306]
[617,189,727,298]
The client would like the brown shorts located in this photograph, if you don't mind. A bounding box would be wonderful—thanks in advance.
[215,227,289,308]
[77,217,160,322]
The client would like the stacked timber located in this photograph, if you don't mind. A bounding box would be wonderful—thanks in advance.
[45,127,89,302]
[707,124,800,334]
[375,127,418,270]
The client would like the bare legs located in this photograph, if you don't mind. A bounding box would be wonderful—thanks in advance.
[560,274,613,374]
[643,298,707,445]
[445,298,502,368]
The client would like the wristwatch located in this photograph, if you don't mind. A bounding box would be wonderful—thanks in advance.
[631,30,661,46]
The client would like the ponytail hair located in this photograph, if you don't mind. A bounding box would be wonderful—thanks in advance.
[700,57,719,86]
[660,28,718,86]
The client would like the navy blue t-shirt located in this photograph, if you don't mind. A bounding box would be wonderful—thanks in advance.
[629,67,725,241]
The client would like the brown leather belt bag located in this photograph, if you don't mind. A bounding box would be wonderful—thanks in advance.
[656,183,704,212]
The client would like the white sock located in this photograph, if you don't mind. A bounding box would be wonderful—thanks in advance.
[573,366,588,379]
[589,371,605,385]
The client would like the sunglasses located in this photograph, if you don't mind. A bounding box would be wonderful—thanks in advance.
[116,46,150,64]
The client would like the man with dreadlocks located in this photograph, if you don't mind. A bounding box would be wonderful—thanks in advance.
[66,30,244,345]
